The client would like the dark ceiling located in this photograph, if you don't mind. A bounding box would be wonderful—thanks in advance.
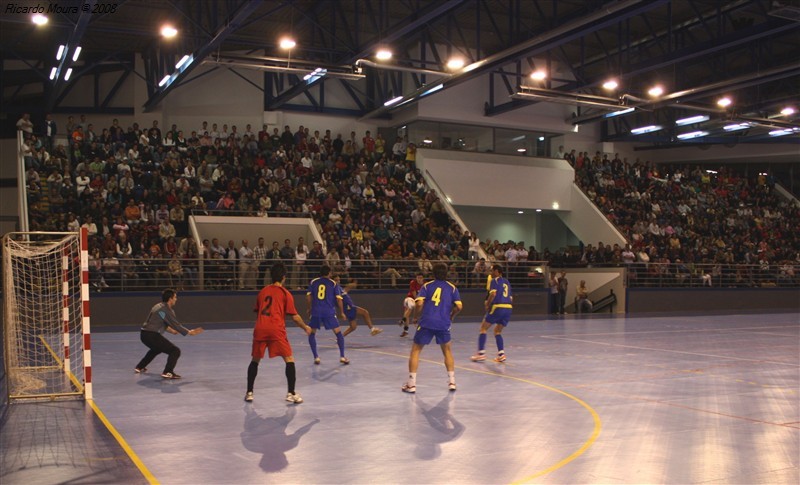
[2,0,799,147]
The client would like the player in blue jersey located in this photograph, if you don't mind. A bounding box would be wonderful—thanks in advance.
[306,265,349,364]
[402,263,462,393]
[334,276,383,337]
[471,264,513,363]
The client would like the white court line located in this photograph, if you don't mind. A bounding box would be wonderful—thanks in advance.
[541,335,800,367]
[537,323,800,338]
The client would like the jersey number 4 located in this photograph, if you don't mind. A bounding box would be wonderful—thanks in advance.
[430,287,442,306]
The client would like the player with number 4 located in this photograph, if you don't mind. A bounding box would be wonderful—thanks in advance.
[402,263,462,393]
[246,263,312,404]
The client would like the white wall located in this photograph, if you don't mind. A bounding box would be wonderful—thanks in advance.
[416,149,575,210]
[557,184,626,247]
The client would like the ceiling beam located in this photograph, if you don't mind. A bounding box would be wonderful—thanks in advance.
[265,0,467,111]
[360,0,668,120]
[142,0,263,112]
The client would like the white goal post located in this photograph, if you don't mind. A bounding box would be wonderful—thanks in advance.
[2,229,92,401]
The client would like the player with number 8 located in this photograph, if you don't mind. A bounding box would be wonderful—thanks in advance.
[305,265,349,365]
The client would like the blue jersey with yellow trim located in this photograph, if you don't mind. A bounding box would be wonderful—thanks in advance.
[307,277,342,317]
[416,279,461,331]
[489,276,513,309]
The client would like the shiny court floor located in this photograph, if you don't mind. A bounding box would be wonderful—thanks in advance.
[2,312,798,484]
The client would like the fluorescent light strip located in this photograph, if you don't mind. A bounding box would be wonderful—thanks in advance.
[49,67,57,80]
[175,54,191,69]
[383,96,404,107]
[677,130,708,140]
[604,107,635,118]
[158,75,171,87]
[420,84,443,97]
[675,115,709,126]
[64,68,72,81]
[72,46,82,62]
[723,123,750,131]
[630,125,662,135]
[769,129,794,137]
[56,45,65,60]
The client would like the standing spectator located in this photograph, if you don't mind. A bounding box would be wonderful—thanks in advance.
[576,280,593,313]
[549,272,560,315]
[253,237,269,287]
[279,238,296,288]
[238,239,256,289]
[44,114,57,151]
[557,271,569,314]
[16,113,33,137]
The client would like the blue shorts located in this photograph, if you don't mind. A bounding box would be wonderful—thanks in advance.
[343,305,357,322]
[413,326,451,346]
[309,315,340,330]
[485,308,512,326]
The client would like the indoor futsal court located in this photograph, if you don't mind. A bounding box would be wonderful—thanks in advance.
[2,311,798,484]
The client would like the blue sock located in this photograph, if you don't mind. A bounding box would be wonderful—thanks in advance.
[308,333,318,358]
[336,332,345,357]
[478,333,487,352]
[496,334,504,353]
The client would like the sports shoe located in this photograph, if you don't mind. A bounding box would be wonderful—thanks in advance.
[314,357,321,365]
[370,327,383,336]
[134,367,147,374]
[398,318,405,327]
[401,383,416,393]
[244,391,254,402]
[285,392,303,404]
[400,330,408,337]
[448,382,457,391]
[470,353,486,362]
[161,372,182,379]
[340,357,350,365]
[494,354,507,363]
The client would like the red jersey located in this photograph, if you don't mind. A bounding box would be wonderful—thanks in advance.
[407,279,422,299]
[253,284,297,340]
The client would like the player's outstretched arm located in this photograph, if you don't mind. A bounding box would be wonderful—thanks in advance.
[292,314,312,335]
[188,327,204,336]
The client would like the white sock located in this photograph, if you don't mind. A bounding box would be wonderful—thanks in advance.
[408,372,416,386]
[447,371,455,384]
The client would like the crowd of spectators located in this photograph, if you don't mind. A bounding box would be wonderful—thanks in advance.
[17,114,799,291]
[569,150,800,286]
[20,113,501,290]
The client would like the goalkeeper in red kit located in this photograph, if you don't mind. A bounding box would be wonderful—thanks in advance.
[245,263,312,404]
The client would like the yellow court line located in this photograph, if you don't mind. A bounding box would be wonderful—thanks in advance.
[357,347,602,484]
[38,335,84,392]
[87,400,160,485]
[37,335,159,484]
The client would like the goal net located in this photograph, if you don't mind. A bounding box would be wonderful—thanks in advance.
[2,230,92,401]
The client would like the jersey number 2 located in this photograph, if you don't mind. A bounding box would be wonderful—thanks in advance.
[260,296,273,316]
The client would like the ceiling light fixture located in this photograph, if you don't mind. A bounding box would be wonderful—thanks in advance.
[49,67,57,80]
[161,25,178,38]
[723,123,750,131]
[446,58,465,69]
[279,37,296,49]
[648,85,664,97]
[175,54,192,69]
[717,97,732,107]
[780,107,795,116]
[32,14,48,25]
[158,74,171,87]
[56,44,65,60]
[375,49,392,60]
[383,96,404,107]
[604,107,635,118]
[64,68,73,81]
[530,70,546,81]
[517,148,526,153]
[675,115,709,126]
[631,125,662,134]
[72,46,82,62]
[602,79,618,90]
[677,130,708,140]
[517,210,524,214]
